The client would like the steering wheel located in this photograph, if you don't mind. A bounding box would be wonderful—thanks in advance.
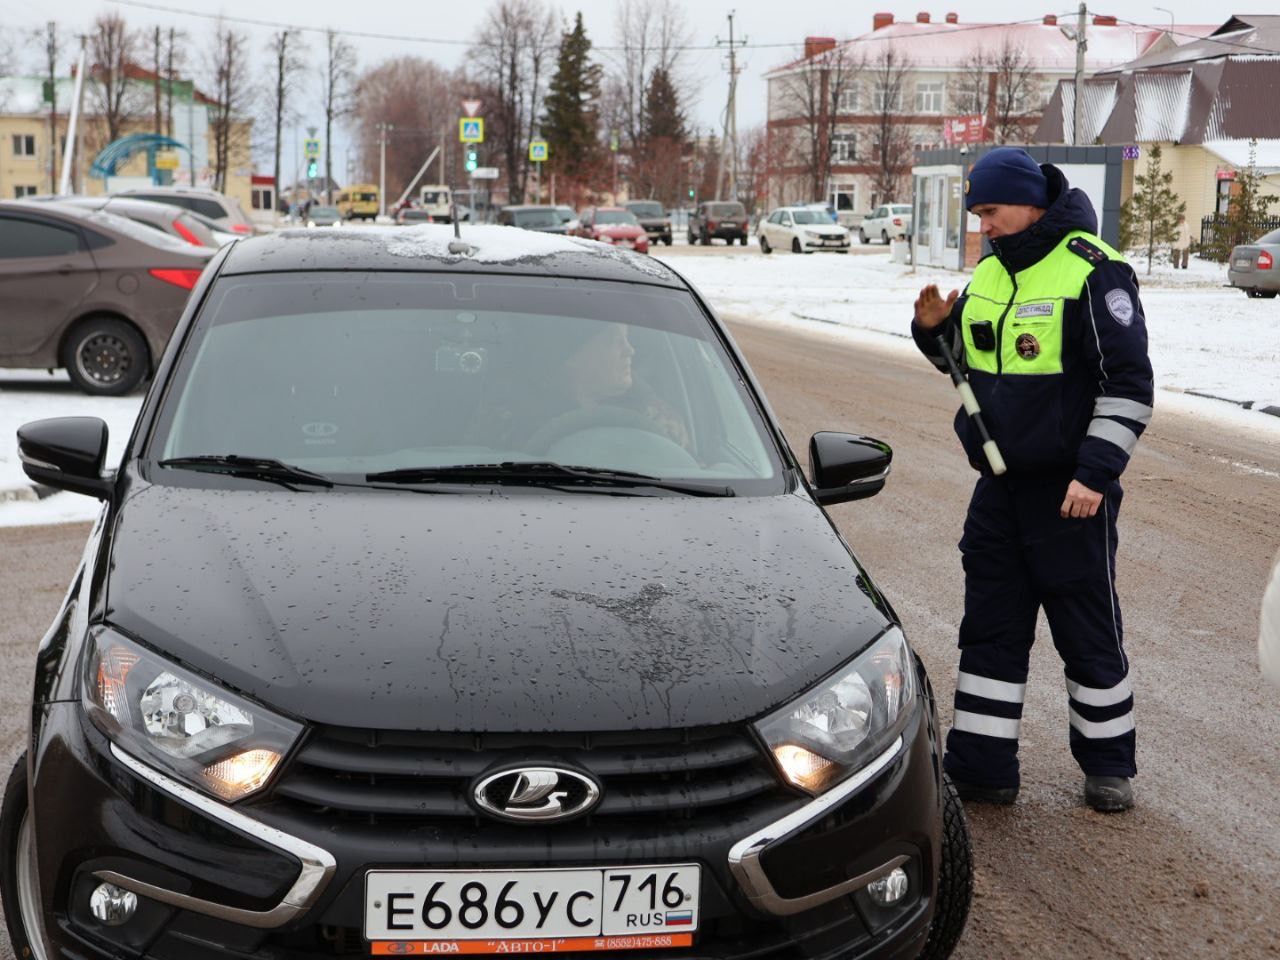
[526,404,670,455]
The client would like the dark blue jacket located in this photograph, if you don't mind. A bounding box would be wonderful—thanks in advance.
[912,164,1154,490]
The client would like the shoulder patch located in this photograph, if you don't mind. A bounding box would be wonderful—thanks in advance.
[1104,288,1135,326]
[1067,236,1108,265]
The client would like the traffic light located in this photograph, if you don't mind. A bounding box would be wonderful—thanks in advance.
[465,149,478,173]
[307,158,318,179]
[688,188,695,199]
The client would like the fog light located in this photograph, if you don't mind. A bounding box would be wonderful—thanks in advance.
[866,867,909,906]
[89,882,137,925]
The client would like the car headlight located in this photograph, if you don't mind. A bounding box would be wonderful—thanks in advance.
[804,230,824,239]
[82,628,301,802]
[755,626,915,795]
[306,219,316,228]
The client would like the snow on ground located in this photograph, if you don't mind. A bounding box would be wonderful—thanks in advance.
[0,248,1275,527]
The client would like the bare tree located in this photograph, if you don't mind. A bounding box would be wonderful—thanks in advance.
[868,47,912,206]
[469,0,557,205]
[88,12,141,145]
[266,30,306,213]
[951,39,1040,144]
[353,57,463,202]
[321,29,357,202]
[608,0,691,151]
[207,21,252,193]
[774,43,864,202]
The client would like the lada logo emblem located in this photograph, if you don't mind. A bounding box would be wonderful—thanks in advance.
[472,766,602,824]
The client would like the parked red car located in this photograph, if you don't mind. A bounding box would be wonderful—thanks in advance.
[573,207,650,253]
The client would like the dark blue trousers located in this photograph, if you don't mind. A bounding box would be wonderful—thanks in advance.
[943,473,1136,789]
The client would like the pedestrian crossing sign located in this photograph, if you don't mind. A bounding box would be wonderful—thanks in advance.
[529,140,549,162]
[304,138,320,158]
[459,118,484,143]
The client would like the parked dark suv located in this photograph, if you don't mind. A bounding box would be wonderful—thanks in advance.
[624,199,673,246]
[689,201,750,246]
[2,225,971,960]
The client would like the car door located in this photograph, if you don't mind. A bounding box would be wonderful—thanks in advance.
[778,211,794,247]
[0,212,99,361]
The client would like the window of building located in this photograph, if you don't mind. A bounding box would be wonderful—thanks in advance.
[252,186,274,211]
[873,83,902,112]
[13,185,38,198]
[915,82,944,114]
[831,132,857,163]
[833,84,860,113]
[12,134,36,157]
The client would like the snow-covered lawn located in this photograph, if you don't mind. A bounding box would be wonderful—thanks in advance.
[0,247,1275,526]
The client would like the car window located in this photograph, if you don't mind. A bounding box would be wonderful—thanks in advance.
[150,274,785,494]
[892,205,912,214]
[780,213,792,225]
[594,210,638,225]
[310,206,340,217]
[554,206,576,223]
[767,211,782,224]
[0,215,81,258]
[513,209,560,228]
[422,191,447,205]
[792,211,822,224]
[708,203,745,217]
[627,202,663,217]
[187,197,230,220]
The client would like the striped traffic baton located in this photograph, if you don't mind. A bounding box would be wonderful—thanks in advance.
[935,334,1007,476]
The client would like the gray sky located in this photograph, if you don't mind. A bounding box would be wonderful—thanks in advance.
[12,0,1223,179]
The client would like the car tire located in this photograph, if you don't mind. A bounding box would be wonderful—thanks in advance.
[64,316,149,396]
[1,753,47,960]
[918,774,974,960]
[882,230,890,244]
[858,229,868,244]
[759,236,771,254]
[792,238,802,254]
[739,235,748,246]
[663,236,672,246]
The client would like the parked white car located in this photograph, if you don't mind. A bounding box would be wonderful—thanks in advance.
[859,204,913,244]
[757,206,851,254]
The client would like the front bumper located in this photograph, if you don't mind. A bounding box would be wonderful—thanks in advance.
[29,700,941,960]
[801,237,851,252]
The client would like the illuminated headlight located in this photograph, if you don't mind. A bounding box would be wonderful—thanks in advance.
[755,626,915,795]
[82,628,301,802]
[306,219,316,228]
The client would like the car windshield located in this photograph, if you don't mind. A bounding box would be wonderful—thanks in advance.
[708,204,745,218]
[357,193,377,202]
[891,205,912,214]
[422,191,447,204]
[555,206,576,222]
[790,211,825,225]
[148,274,784,495]
[595,210,638,225]
[311,206,340,217]
[628,203,663,217]
[512,209,560,228]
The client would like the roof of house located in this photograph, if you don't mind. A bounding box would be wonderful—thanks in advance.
[764,19,1217,78]
[1098,14,1280,72]
[0,66,213,117]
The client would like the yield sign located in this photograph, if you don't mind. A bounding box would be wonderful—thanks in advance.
[462,99,482,117]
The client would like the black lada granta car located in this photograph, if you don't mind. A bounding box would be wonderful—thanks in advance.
[2,226,972,960]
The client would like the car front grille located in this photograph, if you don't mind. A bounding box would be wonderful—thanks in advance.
[271,724,788,824]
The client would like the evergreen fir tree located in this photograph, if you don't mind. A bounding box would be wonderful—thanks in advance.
[541,13,602,184]
[642,66,686,143]
[1118,143,1185,275]
[1209,139,1278,261]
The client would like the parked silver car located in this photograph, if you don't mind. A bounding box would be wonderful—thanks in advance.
[859,204,913,245]
[113,185,256,236]
[27,195,220,248]
[1227,228,1280,298]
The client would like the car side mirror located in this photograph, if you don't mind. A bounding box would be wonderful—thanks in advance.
[809,432,892,505]
[17,417,114,500]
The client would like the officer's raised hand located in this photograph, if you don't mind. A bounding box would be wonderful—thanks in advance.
[1060,479,1103,519]
[914,284,959,329]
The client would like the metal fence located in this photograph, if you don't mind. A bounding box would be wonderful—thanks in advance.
[1199,215,1280,261]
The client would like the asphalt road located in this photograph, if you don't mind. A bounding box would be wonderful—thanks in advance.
[2,317,1278,959]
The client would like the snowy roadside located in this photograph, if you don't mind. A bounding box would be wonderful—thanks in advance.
[0,248,1275,526]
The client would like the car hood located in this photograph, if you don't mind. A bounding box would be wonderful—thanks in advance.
[104,484,890,732]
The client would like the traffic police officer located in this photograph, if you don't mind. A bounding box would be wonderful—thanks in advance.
[912,147,1153,812]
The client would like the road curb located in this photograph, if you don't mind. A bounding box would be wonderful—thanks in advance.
[1185,390,1280,418]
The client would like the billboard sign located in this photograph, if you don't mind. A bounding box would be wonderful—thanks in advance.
[942,115,986,146]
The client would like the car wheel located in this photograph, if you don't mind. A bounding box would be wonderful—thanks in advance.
[1,753,48,960]
[759,236,771,254]
[858,229,868,244]
[918,775,974,960]
[663,236,672,246]
[792,238,802,254]
[64,316,149,396]
[739,235,748,246]
[882,230,890,244]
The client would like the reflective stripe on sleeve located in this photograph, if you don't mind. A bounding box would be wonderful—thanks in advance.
[1066,676,1132,707]
[1086,417,1140,455]
[957,671,1027,703]
[953,710,1022,739]
[1093,396,1153,425]
[1068,707,1135,739]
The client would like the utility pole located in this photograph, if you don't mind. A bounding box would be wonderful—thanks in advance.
[715,11,747,202]
[59,35,87,196]
[44,22,60,194]
[1072,3,1087,146]
[377,121,393,217]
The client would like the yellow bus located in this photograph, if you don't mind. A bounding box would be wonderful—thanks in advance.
[335,184,379,220]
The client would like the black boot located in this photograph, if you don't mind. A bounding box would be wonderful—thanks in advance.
[1084,775,1133,812]
[951,780,1018,805]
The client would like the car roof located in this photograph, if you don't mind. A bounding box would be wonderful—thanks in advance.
[218,224,685,287]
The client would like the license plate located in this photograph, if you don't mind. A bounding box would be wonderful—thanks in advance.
[366,865,700,945]
[1234,258,1251,268]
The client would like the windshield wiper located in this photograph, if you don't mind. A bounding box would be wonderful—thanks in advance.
[365,461,733,497]
[158,455,335,489]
